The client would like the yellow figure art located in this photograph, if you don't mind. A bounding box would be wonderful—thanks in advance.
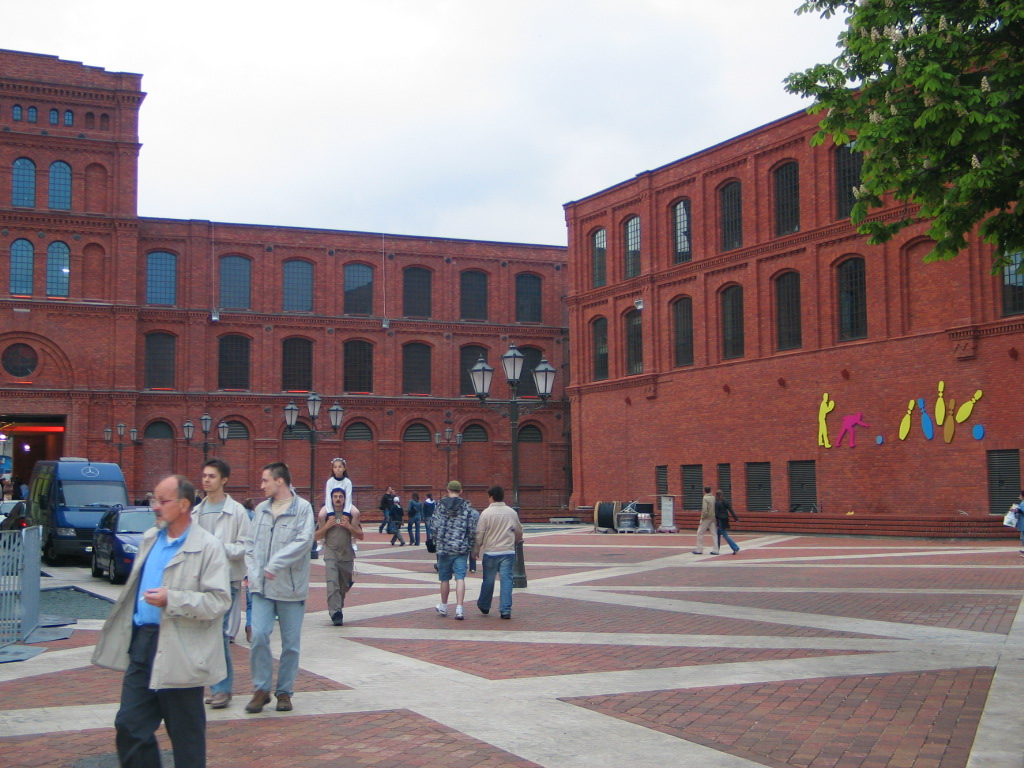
[955,389,983,423]
[935,380,946,426]
[898,399,915,440]
[818,393,835,448]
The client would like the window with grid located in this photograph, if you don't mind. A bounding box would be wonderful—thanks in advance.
[12,105,22,121]
[344,421,373,440]
[146,251,177,305]
[681,465,703,511]
[1002,252,1024,316]
[219,256,251,310]
[673,199,692,263]
[518,424,543,442]
[775,271,802,350]
[49,109,59,126]
[403,423,432,442]
[403,266,432,318]
[12,157,35,207]
[48,161,72,210]
[460,270,488,320]
[720,181,743,251]
[625,309,643,375]
[516,346,543,398]
[344,340,373,392]
[623,216,641,278]
[717,463,733,504]
[344,263,373,315]
[460,345,488,395]
[218,334,251,390]
[774,162,800,236]
[282,337,313,391]
[10,239,33,295]
[27,107,37,123]
[144,332,176,389]
[591,228,607,288]
[462,424,488,442]
[835,145,863,219]
[721,285,744,359]
[283,260,313,312]
[516,273,542,323]
[64,110,74,127]
[837,257,867,341]
[672,297,694,367]
[592,317,608,381]
[746,462,773,511]
[143,421,173,439]
[46,241,70,297]
[402,343,432,394]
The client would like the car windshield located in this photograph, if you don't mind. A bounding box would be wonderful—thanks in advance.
[117,510,155,533]
[62,480,129,507]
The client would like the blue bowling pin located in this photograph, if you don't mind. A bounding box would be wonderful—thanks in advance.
[917,398,934,440]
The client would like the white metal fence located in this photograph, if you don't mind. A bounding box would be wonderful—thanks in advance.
[0,526,40,647]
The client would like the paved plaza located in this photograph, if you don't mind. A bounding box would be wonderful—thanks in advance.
[1,527,1023,768]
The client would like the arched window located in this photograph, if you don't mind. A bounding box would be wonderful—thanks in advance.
[284,422,312,440]
[85,112,95,129]
[146,251,177,305]
[12,157,35,207]
[27,107,37,123]
[48,108,59,126]
[625,309,643,375]
[402,342,432,394]
[143,421,174,439]
[403,423,432,442]
[720,181,743,251]
[344,263,374,315]
[403,266,432,318]
[774,162,800,236]
[516,346,543,398]
[462,424,489,442]
[100,114,110,130]
[775,271,802,350]
[672,297,694,367]
[344,340,373,392]
[283,260,313,312]
[721,285,744,359]
[48,161,72,210]
[144,333,176,389]
[225,421,250,440]
[460,345,487,395]
[218,334,251,390]
[63,110,74,127]
[460,270,488,320]
[837,257,867,340]
[623,216,641,278]
[835,145,863,219]
[518,424,543,442]
[1002,252,1024,316]
[12,105,22,121]
[343,421,373,441]
[282,337,313,391]
[10,239,33,295]
[591,228,607,288]
[592,317,608,381]
[515,273,542,323]
[46,241,70,297]
[673,200,692,263]
[219,255,251,310]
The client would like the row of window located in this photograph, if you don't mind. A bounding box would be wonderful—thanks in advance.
[8,239,70,297]
[590,147,864,288]
[144,333,549,397]
[671,460,816,513]
[11,158,71,209]
[5,106,111,129]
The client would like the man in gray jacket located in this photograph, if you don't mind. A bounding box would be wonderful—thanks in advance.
[244,462,314,714]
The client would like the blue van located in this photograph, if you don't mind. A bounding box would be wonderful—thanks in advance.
[27,458,131,565]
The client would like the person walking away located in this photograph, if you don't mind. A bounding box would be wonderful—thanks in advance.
[388,495,406,545]
[473,485,523,619]
[693,486,719,555]
[430,480,477,620]
[244,462,314,714]
[314,487,363,626]
[423,492,436,542]
[406,492,423,546]
[714,489,741,555]
[92,474,230,768]
[192,459,252,710]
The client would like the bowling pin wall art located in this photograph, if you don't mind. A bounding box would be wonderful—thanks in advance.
[917,398,934,440]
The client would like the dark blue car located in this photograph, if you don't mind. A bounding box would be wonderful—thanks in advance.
[91,506,155,584]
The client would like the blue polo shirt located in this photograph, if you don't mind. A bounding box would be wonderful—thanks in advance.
[133,526,189,626]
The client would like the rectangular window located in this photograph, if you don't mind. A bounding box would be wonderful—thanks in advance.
[987,449,1021,515]
[787,460,817,513]
[402,343,432,394]
[835,145,863,219]
[591,229,607,288]
[774,162,800,236]
[717,463,732,505]
[625,310,643,375]
[673,200,692,264]
[218,335,250,390]
[403,267,433,318]
[46,243,70,297]
[624,217,641,278]
[344,263,374,315]
[746,462,772,511]
[146,252,177,305]
[1002,252,1024,316]
[838,258,867,341]
[283,261,313,312]
[144,333,176,389]
[516,273,542,323]
[344,340,373,392]
[592,318,608,381]
[460,271,488,320]
[282,338,313,391]
[681,464,703,511]
[775,272,802,351]
[721,286,744,359]
[673,298,694,367]
[219,256,251,310]
[720,182,742,251]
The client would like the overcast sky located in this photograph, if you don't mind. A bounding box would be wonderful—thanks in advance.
[6,1,846,246]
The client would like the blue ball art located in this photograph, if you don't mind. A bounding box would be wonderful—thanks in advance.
[972,424,985,440]
[875,435,884,445]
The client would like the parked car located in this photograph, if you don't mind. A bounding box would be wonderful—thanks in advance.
[0,500,26,529]
[91,506,155,584]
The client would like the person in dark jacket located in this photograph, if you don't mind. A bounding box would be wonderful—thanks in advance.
[388,496,406,546]
[378,486,394,534]
[714,489,741,555]
[406,492,423,546]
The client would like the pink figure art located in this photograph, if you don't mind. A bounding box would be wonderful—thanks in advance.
[834,412,870,448]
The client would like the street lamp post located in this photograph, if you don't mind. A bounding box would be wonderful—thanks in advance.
[469,343,556,588]
[183,413,229,463]
[104,422,142,467]
[434,427,463,483]
[284,393,344,503]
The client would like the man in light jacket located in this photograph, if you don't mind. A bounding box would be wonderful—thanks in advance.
[693,485,719,555]
[193,458,251,709]
[243,462,314,714]
[472,485,523,619]
[92,474,230,768]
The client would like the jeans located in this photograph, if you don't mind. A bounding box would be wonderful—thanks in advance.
[210,583,239,695]
[115,625,206,768]
[477,553,515,615]
[716,526,740,553]
[249,593,305,696]
[407,517,421,545]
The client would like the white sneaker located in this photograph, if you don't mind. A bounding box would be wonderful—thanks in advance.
[455,605,464,620]
[435,604,447,617]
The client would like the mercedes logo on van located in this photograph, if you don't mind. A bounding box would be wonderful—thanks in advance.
[81,466,100,477]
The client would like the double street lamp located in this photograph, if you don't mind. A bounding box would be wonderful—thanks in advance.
[104,423,141,466]
[469,343,556,588]
[183,413,230,462]
[283,393,344,502]
[435,427,463,483]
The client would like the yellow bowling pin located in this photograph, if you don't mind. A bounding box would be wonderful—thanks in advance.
[935,380,946,426]
[898,399,914,440]
[955,389,983,423]
[944,399,956,443]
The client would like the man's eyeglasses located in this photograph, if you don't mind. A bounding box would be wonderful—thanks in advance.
[151,497,181,507]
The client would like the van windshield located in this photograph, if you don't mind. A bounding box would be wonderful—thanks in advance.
[61,481,129,508]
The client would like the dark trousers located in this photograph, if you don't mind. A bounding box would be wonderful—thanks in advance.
[115,624,206,768]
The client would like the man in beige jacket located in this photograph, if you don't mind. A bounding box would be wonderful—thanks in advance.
[472,485,523,619]
[92,474,230,768]
[693,485,719,555]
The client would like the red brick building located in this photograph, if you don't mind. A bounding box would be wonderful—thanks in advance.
[0,50,569,513]
[564,109,1024,523]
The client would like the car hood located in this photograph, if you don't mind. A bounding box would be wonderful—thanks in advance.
[115,532,144,549]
